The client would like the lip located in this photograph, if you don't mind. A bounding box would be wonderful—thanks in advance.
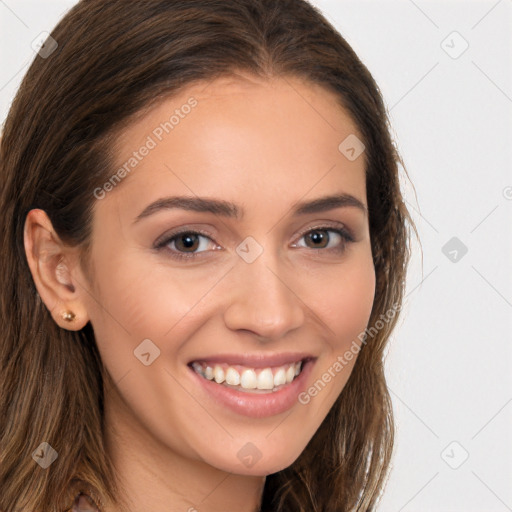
[188,352,314,368]
[187,356,316,419]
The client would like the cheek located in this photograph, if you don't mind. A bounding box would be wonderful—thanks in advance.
[81,246,162,375]
[293,256,375,436]
[83,248,220,379]
[317,253,376,348]
[85,246,183,334]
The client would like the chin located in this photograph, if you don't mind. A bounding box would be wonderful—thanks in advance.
[202,442,305,477]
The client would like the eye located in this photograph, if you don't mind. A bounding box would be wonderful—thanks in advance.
[155,229,218,261]
[292,226,354,254]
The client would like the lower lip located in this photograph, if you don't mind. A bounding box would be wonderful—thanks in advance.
[188,358,315,419]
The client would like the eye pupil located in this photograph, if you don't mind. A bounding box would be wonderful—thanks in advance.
[307,230,328,248]
[177,233,199,251]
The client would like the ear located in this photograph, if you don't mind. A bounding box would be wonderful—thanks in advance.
[23,209,90,331]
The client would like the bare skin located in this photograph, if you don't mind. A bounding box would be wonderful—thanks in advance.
[24,73,375,512]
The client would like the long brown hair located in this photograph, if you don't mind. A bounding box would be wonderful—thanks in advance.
[0,1,418,510]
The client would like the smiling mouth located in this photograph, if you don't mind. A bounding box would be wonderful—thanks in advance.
[189,359,307,393]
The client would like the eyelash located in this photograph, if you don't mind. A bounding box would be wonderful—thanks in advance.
[154,225,355,261]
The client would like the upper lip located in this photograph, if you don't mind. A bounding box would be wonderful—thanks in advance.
[188,352,315,368]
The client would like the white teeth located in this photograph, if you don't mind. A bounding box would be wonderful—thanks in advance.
[273,368,286,387]
[257,368,274,390]
[213,366,225,384]
[204,366,214,380]
[192,360,306,391]
[225,367,240,386]
[240,369,257,389]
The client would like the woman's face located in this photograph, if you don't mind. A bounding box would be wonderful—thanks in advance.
[81,74,375,476]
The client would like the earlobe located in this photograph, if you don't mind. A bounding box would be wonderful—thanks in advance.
[23,209,90,331]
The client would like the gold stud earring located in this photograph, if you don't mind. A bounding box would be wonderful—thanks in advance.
[62,311,76,322]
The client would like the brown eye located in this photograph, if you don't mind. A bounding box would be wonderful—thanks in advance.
[155,230,218,260]
[304,229,330,249]
[295,226,353,253]
[174,233,201,253]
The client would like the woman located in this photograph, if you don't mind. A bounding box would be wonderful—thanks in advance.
[0,0,417,510]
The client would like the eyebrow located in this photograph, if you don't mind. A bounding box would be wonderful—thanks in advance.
[133,193,367,224]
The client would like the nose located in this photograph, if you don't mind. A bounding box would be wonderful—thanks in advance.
[222,250,305,341]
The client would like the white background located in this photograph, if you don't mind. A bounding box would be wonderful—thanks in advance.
[1,1,511,511]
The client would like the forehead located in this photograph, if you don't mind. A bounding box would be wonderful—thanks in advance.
[100,73,367,217]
